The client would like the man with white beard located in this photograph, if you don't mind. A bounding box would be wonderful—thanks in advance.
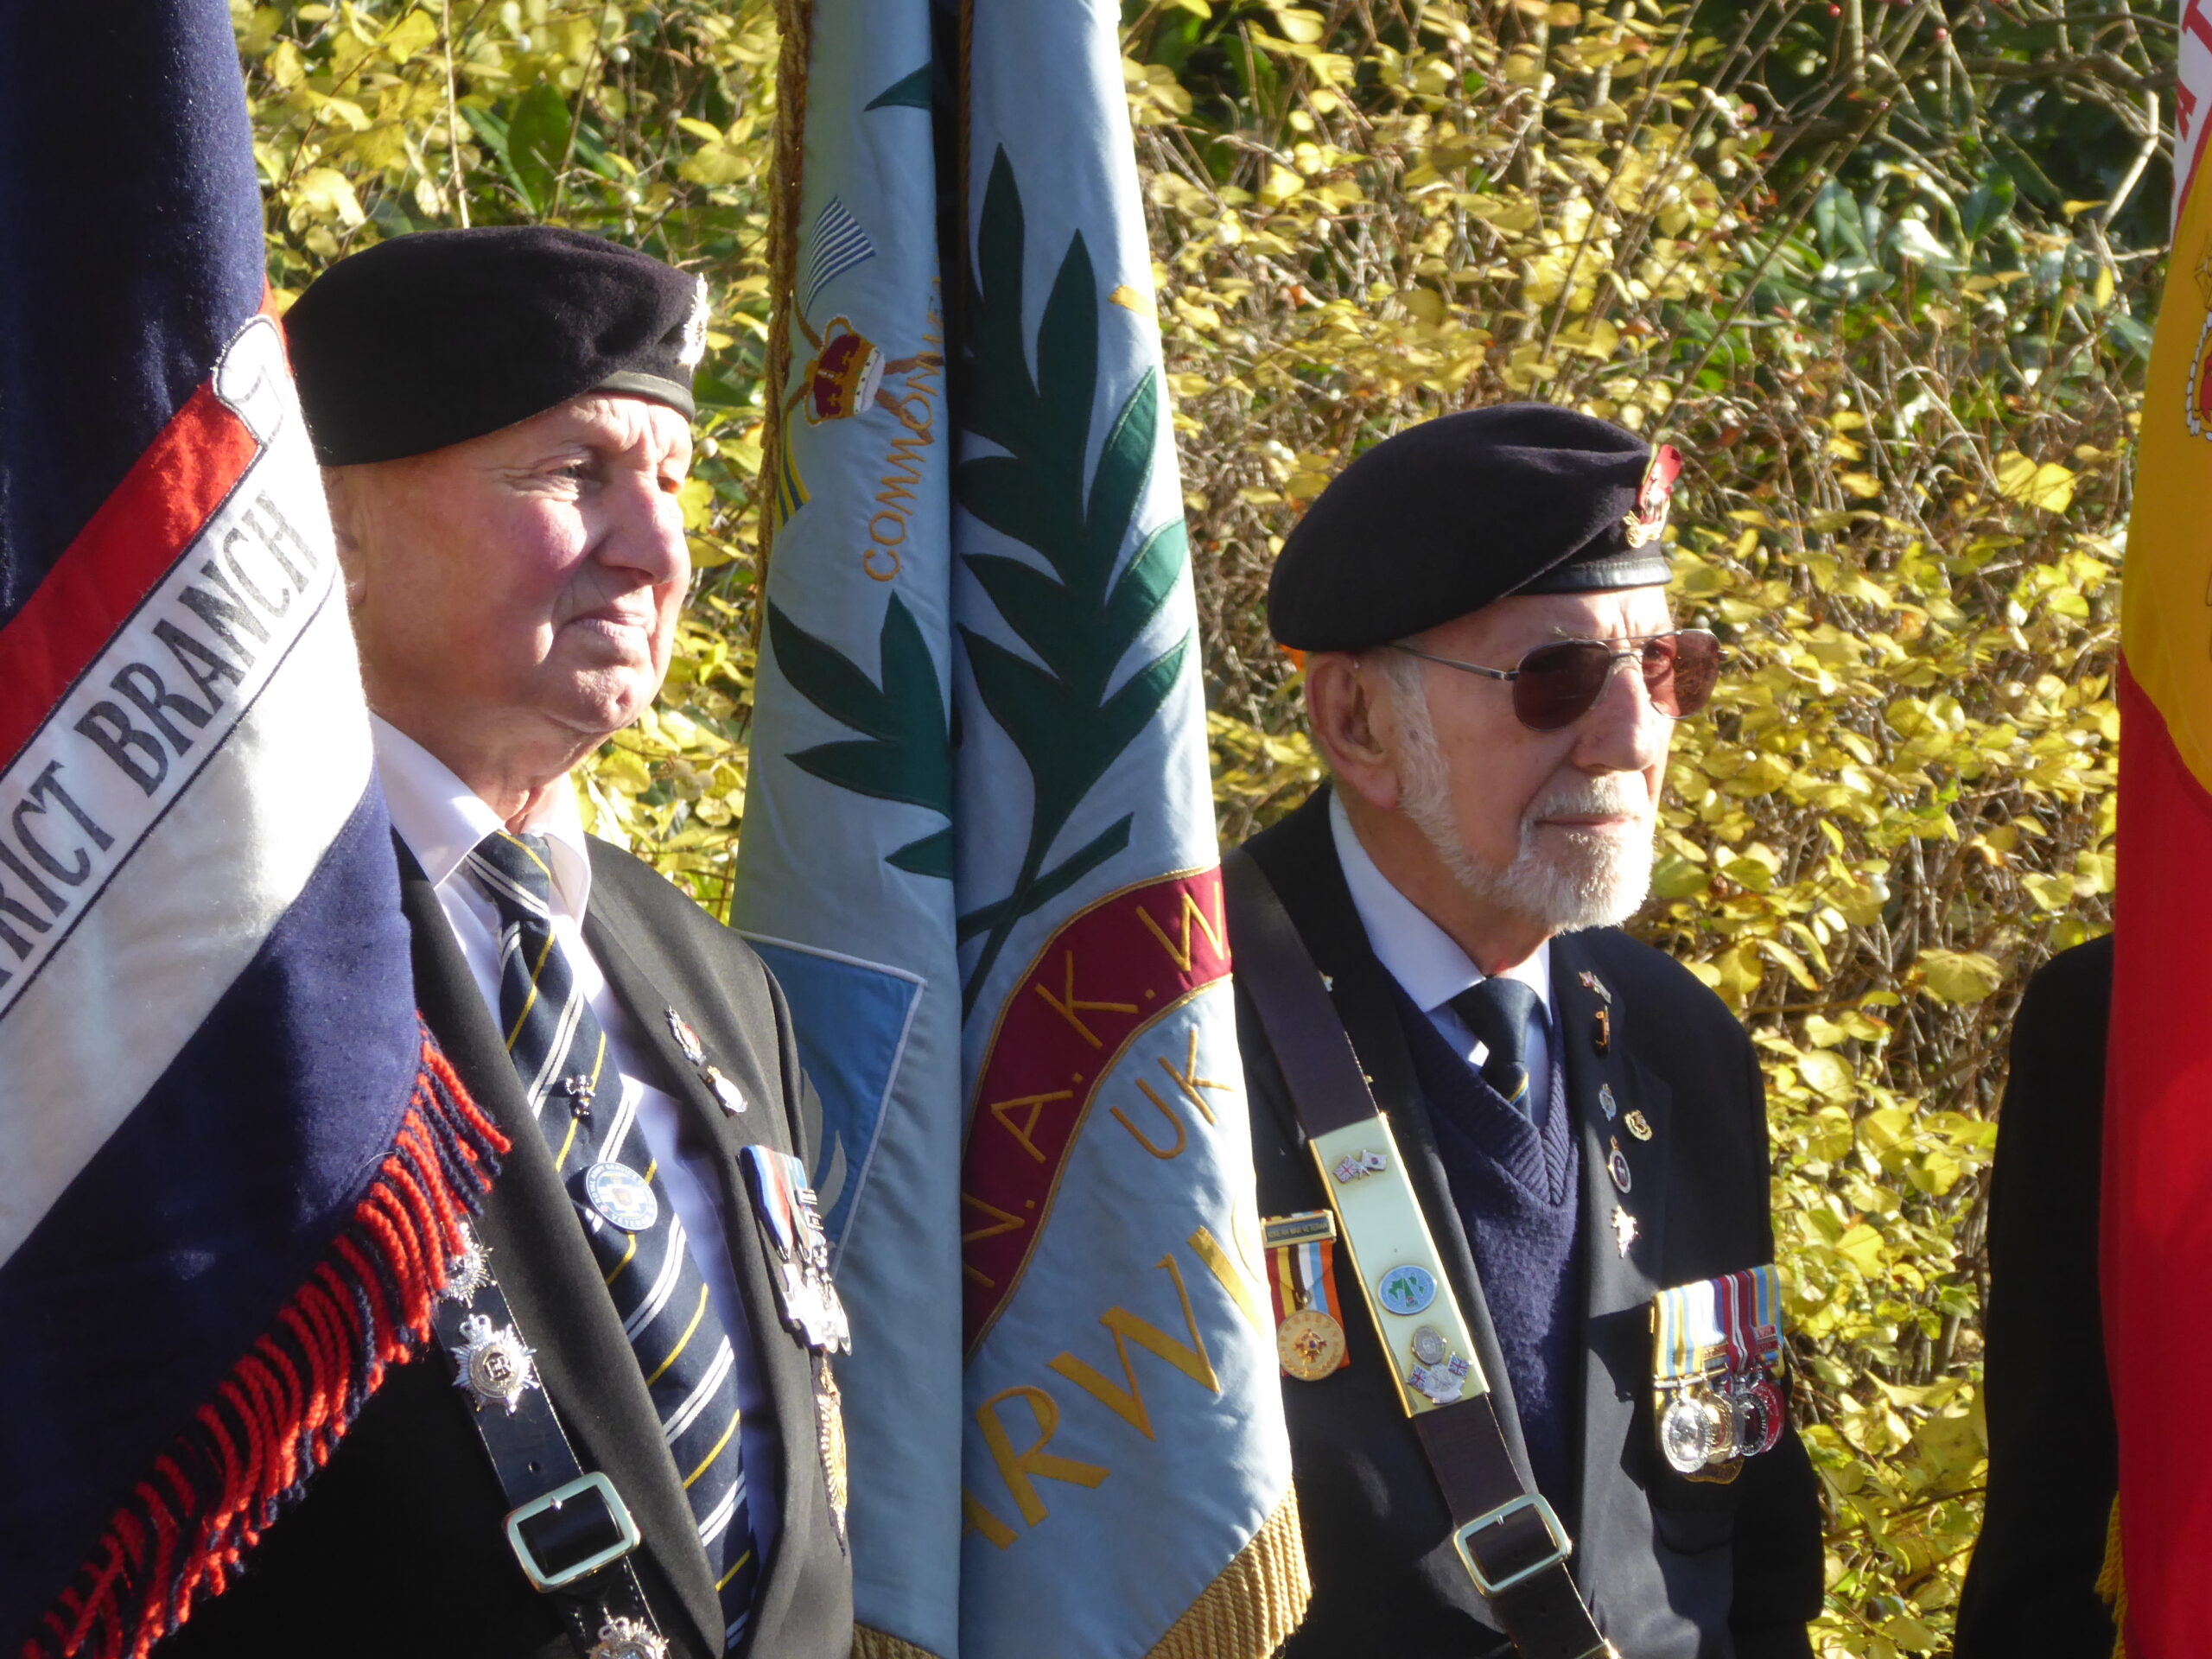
[1224,406,1821,1659]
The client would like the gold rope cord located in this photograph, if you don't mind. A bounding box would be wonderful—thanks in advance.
[2096,1494,2127,1659]
[1144,1486,1313,1659]
[753,0,815,637]
[852,1625,946,1659]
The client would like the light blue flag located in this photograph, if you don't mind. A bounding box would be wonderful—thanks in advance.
[731,8,963,1656]
[739,4,1306,1655]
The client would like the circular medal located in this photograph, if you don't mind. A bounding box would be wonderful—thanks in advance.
[1376,1263,1438,1317]
[1704,1389,1740,1465]
[1277,1309,1347,1381]
[1410,1324,1450,1367]
[1660,1392,1713,1474]
[1742,1375,1785,1457]
[1606,1141,1633,1194]
[582,1161,659,1232]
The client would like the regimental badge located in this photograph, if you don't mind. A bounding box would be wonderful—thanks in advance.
[1577,970,1613,1004]
[588,1614,671,1659]
[1593,1007,1611,1055]
[1652,1266,1787,1482]
[1621,443,1684,548]
[1265,1211,1350,1381]
[1610,1204,1639,1257]
[1332,1149,1387,1184]
[1598,1083,1618,1121]
[582,1160,660,1233]
[1408,1344,1472,1406]
[817,1363,850,1550]
[1376,1262,1438,1317]
[1606,1136,1633,1195]
[665,1006,706,1067]
[702,1064,747,1116]
[450,1313,539,1414]
[1624,1109,1654,1141]
[677,276,711,372]
[559,1072,596,1119]
[441,1227,491,1306]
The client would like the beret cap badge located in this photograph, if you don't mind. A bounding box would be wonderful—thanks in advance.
[1622,442,1683,549]
[677,276,710,371]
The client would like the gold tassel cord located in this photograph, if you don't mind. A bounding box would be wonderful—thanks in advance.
[753,0,815,640]
[852,1626,945,1659]
[2096,1494,2127,1659]
[1144,1486,1314,1659]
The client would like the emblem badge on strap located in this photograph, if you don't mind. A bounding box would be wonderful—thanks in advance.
[588,1614,670,1659]
[450,1313,540,1414]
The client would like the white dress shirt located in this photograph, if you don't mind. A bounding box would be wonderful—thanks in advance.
[1329,790,1554,1094]
[373,716,779,1567]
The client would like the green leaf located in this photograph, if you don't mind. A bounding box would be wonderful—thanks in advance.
[887,827,955,878]
[865,65,933,111]
[957,816,1133,940]
[506,82,574,214]
[1084,367,1160,582]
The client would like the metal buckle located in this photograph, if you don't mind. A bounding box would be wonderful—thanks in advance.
[504,1471,640,1592]
[1452,1492,1573,1598]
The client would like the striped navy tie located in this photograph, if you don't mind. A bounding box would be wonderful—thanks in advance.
[1449,976,1543,1126]
[467,830,761,1652]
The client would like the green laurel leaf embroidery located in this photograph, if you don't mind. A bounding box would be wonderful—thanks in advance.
[765,594,952,877]
[954,148,1193,1007]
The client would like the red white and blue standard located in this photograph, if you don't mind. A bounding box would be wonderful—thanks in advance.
[0,9,501,1657]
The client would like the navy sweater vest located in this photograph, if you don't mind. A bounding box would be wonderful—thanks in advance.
[1393,988,1585,1510]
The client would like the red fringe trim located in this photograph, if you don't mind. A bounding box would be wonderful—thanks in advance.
[19,1026,507,1659]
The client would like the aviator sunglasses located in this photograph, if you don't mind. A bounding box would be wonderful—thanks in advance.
[1389,628,1723,733]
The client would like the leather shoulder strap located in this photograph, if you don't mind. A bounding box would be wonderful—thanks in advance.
[1224,848,1613,1659]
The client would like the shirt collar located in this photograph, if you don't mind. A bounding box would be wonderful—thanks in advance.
[1327,788,1551,1018]
[371,715,594,918]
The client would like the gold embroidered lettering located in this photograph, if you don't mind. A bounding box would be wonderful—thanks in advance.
[962,1488,1019,1549]
[962,1190,1027,1243]
[1189,1224,1267,1332]
[1156,1028,1233,1125]
[1046,1254,1222,1442]
[1109,1079,1186,1160]
[988,1090,1073,1164]
[975,1385,1109,1525]
[1135,886,1228,973]
[1032,952,1137,1048]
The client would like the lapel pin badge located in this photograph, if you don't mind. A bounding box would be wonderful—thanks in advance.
[1611,1204,1640,1256]
[1625,1109,1654,1141]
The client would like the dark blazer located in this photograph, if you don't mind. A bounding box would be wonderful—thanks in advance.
[1234,791,1822,1659]
[1955,934,2116,1657]
[157,837,853,1659]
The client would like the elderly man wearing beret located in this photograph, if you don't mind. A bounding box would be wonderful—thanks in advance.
[157,229,852,1659]
[1224,405,1823,1657]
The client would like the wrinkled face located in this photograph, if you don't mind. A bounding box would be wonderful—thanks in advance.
[334,393,692,769]
[1389,586,1675,930]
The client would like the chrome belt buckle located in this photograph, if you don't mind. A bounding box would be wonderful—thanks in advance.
[1452,1491,1573,1598]
[504,1471,641,1592]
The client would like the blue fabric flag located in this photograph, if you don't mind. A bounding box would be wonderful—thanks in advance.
[0,10,499,1656]
[735,3,1306,1655]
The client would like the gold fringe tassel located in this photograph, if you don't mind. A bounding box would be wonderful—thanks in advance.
[852,1625,944,1659]
[2096,1493,2127,1659]
[1145,1486,1314,1659]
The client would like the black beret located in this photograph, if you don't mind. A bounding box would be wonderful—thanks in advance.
[284,226,705,465]
[1268,404,1681,652]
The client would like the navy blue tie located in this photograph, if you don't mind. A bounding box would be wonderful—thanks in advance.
[1450,977,1543,1125]
[467,830,761,1651]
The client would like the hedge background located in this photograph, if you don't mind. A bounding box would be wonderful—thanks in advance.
[233,0,2161,1647]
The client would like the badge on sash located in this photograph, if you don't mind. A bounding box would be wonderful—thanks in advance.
[741,1145,851,1354]
[1652,1266,1786,1481]
[1264,1211,1350,1380]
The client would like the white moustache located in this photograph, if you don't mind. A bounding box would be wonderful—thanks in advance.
[1527,776,1650,823]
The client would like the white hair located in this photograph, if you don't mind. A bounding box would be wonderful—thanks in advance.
[1368,645,1654,932]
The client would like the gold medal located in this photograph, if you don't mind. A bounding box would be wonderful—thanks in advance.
[1277,1307,1347,1381]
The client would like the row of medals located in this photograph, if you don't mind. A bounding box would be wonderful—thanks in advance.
[1658,1363,1783,1475]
